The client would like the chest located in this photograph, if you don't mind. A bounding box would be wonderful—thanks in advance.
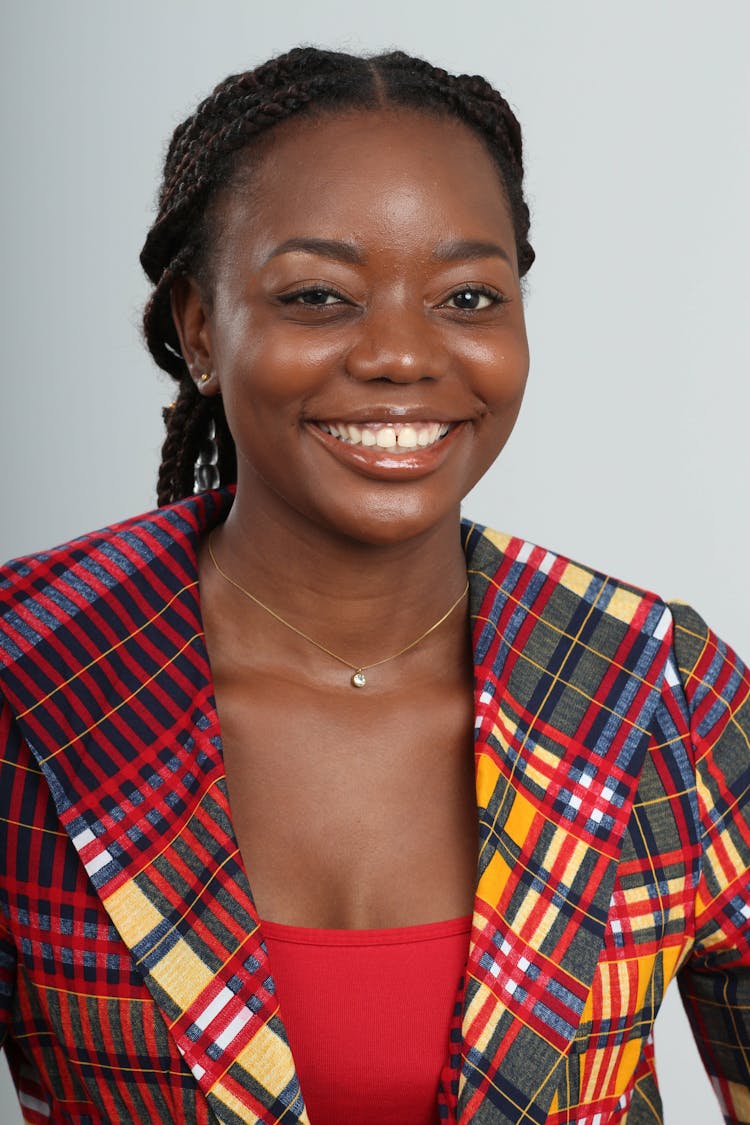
[213,670,479,928]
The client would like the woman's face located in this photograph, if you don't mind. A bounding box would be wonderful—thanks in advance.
[177,108,530,547]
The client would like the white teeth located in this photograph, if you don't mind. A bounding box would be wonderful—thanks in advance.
[376,428,397,448]
[396,425,418,449]
[318,420,453,452]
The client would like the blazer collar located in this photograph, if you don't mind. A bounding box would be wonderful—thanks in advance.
[0,492,673,1124]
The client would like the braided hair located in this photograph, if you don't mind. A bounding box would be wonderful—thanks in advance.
[141,47,535,507]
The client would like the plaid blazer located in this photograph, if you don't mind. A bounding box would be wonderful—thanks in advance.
[1,488,749,1125]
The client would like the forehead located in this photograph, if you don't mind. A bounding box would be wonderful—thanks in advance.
[212,108,514,265]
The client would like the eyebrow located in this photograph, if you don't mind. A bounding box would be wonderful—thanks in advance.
[263,236,512,267]
[432,239,512,265]
[264,238,366,265]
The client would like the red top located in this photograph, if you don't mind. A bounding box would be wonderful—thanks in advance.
[260,913,472,1125]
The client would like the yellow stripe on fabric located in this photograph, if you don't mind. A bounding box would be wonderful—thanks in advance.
[1,814,67,836]
[633,784,695,807]
[723,1080,750,1120]
[476,753,501,809]
[0,756,44,774]
[480,527,513,553]
[513,894,558,943]
[11,1034,191,1078]
[17,582,200,718]
[522,746,570,792]
[604,586,644,626]
[17,980,154,1002]
[673,618,711,696]
[150,939,215,1010]
[212,1021,311,1124]
[504,791,538,849]
[476,850,512,909]
[540,834,592,896]
[632,1071,663,1121]
[125,850,257,972]
[559,560,593,598]
[620,880,688,915]
[462,979,507,1055]
[104,881,166,947]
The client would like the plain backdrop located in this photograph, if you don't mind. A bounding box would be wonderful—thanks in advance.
[2,2,748,1121]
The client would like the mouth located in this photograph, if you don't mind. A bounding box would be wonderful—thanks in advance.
[307,417,465,481]
[315,420,452,452]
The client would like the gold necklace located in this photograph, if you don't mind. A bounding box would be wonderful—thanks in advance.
[207,531,469,688]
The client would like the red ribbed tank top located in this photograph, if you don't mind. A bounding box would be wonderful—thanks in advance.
[261,913,472,1125]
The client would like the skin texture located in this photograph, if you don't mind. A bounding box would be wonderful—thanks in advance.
[171,108,530,927]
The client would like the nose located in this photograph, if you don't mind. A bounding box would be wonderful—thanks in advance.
[344,302,448,384]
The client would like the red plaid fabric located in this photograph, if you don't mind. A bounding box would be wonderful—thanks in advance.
[0,489,748,1124]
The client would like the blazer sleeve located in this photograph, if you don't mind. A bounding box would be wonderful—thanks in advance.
[671,602,750,1124]
[0,696,18,1048]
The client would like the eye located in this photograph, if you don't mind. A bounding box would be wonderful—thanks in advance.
[281,286,348,307]
[442,285,502,311]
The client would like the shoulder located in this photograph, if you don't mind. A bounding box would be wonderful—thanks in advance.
[0,488,232,669]
[462,516,749,725]
[462,517,668,636]
[667,600,749,734]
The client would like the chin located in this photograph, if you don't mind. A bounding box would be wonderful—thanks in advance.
[319,496,462,550]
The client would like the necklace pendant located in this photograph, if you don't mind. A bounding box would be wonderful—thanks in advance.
[351,670,367,688]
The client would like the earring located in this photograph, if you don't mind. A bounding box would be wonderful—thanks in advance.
[195,419,220,492]
[199,372,210,384]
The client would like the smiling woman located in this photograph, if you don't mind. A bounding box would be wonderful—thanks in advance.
[1,45,749,1125]
[170,108,529,551]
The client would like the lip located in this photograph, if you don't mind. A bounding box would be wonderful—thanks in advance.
[313,406,464,426]
[306,419,467,481]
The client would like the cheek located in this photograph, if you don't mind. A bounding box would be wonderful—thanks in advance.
[463,331,530,412]
[222,331,348,413]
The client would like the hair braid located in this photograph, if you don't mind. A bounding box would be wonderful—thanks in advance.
[375,53,534,275]
[142,46,534,506]
[157,381,203,507]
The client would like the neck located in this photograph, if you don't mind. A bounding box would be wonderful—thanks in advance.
[202,483,470,675]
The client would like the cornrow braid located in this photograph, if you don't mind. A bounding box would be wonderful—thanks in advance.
[375,53,534,276]
[142,46,535,506]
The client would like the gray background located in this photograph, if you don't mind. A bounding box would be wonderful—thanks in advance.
[2,1,748,1121]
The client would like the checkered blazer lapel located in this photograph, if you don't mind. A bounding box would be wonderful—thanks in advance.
[0,493,674,1124]
[456,523,672,1123]
[0,490,309,1124]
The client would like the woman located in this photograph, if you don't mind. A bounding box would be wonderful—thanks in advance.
[0,46,748,1125]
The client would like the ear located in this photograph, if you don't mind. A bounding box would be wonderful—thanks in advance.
[170,276,220,396]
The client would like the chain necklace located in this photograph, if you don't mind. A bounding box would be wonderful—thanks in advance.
[207,531,469,688]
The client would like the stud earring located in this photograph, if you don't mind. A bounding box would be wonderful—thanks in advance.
[199,372,210,384]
